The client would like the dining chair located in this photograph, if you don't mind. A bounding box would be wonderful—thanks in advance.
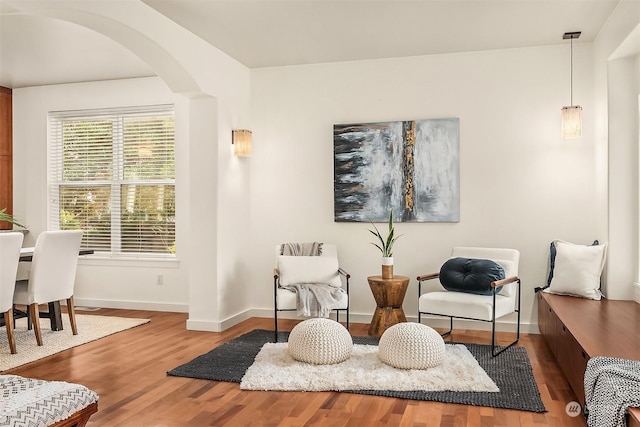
[13,230,83,346]
[0,232,25,354]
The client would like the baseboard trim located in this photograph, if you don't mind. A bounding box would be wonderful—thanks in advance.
[247,309,539,334]
[186,309,253,332]
[186,319,221,332]
[70,302,539,334]
[72,298,188,313]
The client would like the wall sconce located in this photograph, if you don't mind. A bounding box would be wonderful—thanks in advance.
[561,31,582,139]
[232,129,252,157]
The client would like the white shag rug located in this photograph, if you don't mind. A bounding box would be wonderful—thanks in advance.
[240,342,499,392]
[1,314,149,371]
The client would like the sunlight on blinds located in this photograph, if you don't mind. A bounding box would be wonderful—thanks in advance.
[49,105,176,257]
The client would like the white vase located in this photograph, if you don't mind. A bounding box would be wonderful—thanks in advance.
[382,256,393,279]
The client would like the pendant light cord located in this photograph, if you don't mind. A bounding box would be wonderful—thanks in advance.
[570,37,573,106]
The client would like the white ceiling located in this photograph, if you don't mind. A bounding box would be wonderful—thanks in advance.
[0,0,622,89]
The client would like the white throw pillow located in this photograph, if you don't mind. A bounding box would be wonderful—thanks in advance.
[544,240,607,300]
[277,256,342,288]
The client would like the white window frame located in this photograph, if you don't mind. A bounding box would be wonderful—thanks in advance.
[48,105,176,259]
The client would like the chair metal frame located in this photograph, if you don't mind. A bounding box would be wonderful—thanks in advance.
[417,273,521,357]
[273,267,350,342]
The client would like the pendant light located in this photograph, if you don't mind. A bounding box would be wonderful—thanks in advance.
[561,31,582,139]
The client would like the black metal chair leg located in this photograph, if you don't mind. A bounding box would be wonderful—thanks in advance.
[440,317,453,338]
[274,310,278,343]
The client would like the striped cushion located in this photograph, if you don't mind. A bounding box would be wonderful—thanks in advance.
[0,375,98,426]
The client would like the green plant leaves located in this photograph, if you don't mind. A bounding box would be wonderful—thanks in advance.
[0,208,26,229]
[368,210,401,257]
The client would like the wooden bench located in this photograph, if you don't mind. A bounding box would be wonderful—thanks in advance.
[0,375,98,426]
[537,292,640,420]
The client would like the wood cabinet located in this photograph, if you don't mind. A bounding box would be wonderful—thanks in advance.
[536,292,557,356]
[630,408,640,427]
[537,292,587,402]
[0,86,12,230]
[555,318,589,403]
[537,292,640,406]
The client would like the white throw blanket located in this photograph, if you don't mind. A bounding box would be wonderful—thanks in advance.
[584,356,640,427]
[279,242,345,318]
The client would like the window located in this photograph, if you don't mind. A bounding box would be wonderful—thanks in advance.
[49,105,175,257]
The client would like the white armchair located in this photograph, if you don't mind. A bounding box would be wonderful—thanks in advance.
[273,243,350,342]
[417,247,521,357]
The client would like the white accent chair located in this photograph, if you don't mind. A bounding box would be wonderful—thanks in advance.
[0,232,24,354]
[13,230,83,346]
[273,243,350,342]
[417,247,521,357]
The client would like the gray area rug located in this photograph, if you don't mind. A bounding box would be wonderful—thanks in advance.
[167,329,546,413]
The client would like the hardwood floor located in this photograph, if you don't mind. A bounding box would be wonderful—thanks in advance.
[4,309,587,426]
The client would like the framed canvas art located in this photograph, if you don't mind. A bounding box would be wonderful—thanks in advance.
[334,118,459,222]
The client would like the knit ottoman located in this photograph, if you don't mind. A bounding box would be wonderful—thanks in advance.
[378,322,445,369]
[0,375,98,427]
[288,318,353,365]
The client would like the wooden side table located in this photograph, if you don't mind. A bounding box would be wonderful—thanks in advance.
[367,275,409,337]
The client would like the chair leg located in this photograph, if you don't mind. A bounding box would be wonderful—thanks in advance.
[345,308,349,331]
[491,281,522,357]
[4,310,16,354]
[274,309,279,343]
[491,317,521,357]
[27,306,32,330]
[440,317,453,338]
[29,304,43,346]
[67,296,78,335]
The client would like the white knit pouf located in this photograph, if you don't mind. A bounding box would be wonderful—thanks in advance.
[287,318,353,365]
[378,322,445,369]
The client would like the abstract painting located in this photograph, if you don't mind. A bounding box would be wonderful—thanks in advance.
[334,118,459,222]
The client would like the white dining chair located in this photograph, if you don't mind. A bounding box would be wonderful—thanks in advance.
[13,230,83,346]
[0,232,25,354]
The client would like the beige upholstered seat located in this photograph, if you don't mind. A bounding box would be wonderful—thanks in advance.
[417,247,521,357]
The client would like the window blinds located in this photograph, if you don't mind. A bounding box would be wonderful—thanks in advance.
[48,105,176,257]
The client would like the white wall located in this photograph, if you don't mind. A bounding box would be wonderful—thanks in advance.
[13,78,190,311]
[9,0,253,331]
[593,0,640,300]
[249,44,597,332]
[10,1,639,334]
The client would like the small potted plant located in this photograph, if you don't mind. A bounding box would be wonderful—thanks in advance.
[0,208,26,229]
[368,210,401,279]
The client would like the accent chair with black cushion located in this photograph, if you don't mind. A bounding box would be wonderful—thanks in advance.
[273,243,350,342]
[417,247,521,357]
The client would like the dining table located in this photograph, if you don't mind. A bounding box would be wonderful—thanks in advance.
[0,247,94,331]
